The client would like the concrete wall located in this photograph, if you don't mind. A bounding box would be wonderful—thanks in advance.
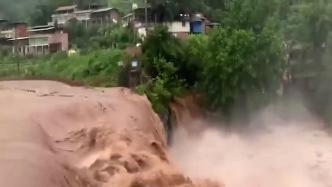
[26,32,68,55]
[166,21,190,33]
[52,14,76,25]
[0,24,27,39]
[48,32,68,51]
[0,29,14,39]
[29,35,49,46]
[90,9,120,25]
[171,32,189,39]
[75,11,91,21]
[110,10,120,22]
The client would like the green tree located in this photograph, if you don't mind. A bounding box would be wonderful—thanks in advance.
[315,31,332,122]
[222,0,279,32]
[139,26,192,113]
[201,28,284,113]
[30,4,53,25]
[182,35,208,87]
[285,0,332,65]
[142,25,184,78]
[137,57,184,113]
[65,20,99,50]
[91,24,137,49]
[29,0,73,25]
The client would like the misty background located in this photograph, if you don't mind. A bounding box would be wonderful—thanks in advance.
[0,0,41,21]
[0,0,145,22]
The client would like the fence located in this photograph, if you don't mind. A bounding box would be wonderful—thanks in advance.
[0,61,40,77]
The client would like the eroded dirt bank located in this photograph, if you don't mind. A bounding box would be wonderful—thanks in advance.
[0,81,220,187]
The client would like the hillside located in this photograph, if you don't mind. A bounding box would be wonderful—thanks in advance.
[0,0,39,21]
[0,0,145,22]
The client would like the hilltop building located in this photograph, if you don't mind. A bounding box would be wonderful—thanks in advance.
[50,5,121,28]
[0,19,68,56]
[0,20,29,55]
[28,25,68,55]
[122,7,218,39]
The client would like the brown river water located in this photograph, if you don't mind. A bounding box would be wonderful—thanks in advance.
[1,80,332,187]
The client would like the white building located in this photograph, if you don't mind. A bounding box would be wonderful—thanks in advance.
[165,21,191,39]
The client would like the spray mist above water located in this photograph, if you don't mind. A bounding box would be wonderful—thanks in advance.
[169,103,332,187]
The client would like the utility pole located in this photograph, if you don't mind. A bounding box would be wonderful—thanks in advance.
[13,28,20,73]
[145,0,148,26]
[89,0,92,9]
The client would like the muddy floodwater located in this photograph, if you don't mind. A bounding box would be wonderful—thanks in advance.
[170,98,332,187]
[1,80,332,187]
[0,81,220,187]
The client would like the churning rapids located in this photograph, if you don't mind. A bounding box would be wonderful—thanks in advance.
[1,80,332,187]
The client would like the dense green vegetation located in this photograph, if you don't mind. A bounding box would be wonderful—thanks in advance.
[66,23,138,50]
[28,49,123,87]
[0,49,124,87]
[1,0,332,122]
[137,26,186,113]
[136,0,332,119]
[202,28,283,113]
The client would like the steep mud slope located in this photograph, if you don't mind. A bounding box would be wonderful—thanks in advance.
[0,81,221,187]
